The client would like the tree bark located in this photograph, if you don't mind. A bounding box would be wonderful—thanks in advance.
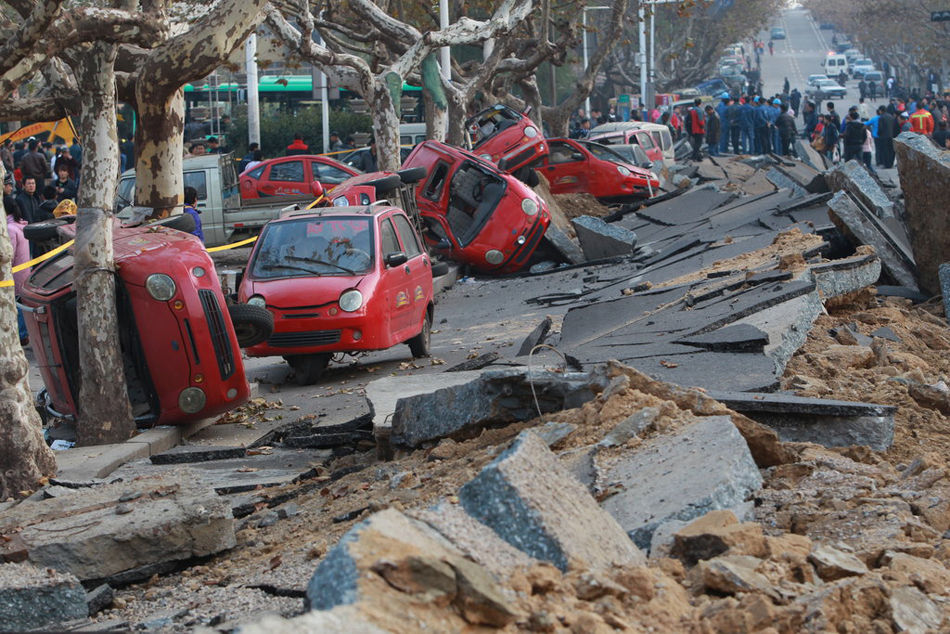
[72,41,135,445]
[0,166,56,497]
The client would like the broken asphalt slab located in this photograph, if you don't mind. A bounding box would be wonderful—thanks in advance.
[705,391,896,451]
[0,562,87,631]
[388,368,608,449]
[894,132,950,295]
[599,415,762,551]
[571,215,637,261]
[825,160,897,220]
[827,191,917,289]
[0,471,235,583]
[458,431,644,571]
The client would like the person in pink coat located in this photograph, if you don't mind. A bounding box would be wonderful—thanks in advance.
[5,192,31,345]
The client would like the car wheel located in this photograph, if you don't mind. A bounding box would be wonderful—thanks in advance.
[364,174,403,196]
[23,216,75,242]
[228,303,274,347]
[407,310,432,358]
[287,353,330,386]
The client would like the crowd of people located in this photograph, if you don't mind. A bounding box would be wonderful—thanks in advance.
[569,85,949,168]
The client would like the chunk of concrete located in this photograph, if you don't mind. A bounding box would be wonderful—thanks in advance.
[599,416,763,550]
[0,471,235,582]
[305,508,519,628]
[542,224,586,265]
[389,368,607,449]
[0,562,87,630]
[895,132,950,294]
[571,215,637,261]
[889,586,945,634]
[516,316,553,356]
[458,431,644,572]
[676,324,769,353]
[707,391,896,451]
[827,191,917,290]
[808,545,869,581]
[825,160,896,220]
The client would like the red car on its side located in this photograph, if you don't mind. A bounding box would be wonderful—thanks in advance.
[402,140,550,274]
[20,224,256,425]
[240,155,359,199]
[465,104,548,183]
[540,138,660,204]
[238,204,434,385]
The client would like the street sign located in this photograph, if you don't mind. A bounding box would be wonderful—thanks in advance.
[932,10,950,21]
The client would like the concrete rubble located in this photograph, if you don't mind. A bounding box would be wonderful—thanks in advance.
[9,134,950,632]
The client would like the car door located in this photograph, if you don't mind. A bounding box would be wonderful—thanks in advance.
[633,131,663,163]
[311,160,354,193]
[390,212,432,341]
[259,159,306,197]
[542,140,589,194]
[377,214,412,343]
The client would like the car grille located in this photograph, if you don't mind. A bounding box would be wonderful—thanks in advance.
[199,289,236,380]
[268,330,342,348]
[509,216,547,266]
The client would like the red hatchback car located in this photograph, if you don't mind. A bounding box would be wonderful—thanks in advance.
[240,155,359,199]
[540,139,660,204]
[402,140,551,274]
[238,205,434,384]
[465,104,548,181]
[20,225,252,425]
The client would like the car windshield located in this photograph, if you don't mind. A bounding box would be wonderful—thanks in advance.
[579,141,632,165]
[466,107,521,148]
[250,216,373,279]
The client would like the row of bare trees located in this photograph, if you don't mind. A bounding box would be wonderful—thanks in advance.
[0,0,773,498]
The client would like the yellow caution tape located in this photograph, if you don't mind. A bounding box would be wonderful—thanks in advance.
[0,239,76,288]
[205,235,258,252]
[306,194,326,209]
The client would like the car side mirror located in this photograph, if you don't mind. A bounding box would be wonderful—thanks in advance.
[311,180,324,198]
[385,251,408,267]
[641,161,654,169]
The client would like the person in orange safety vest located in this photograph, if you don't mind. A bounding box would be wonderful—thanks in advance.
[909,106,934,136]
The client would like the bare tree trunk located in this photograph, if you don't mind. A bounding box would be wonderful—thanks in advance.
[367,80,402,172]
[133,87,184,217]
[73,42,135,445]
[0,167,56,497]
[424,95,448,143]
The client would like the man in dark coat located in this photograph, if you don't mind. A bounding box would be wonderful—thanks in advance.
[877,107,897,168]
[15,176,43,223]
[704,105,721,157]
[775,104,797,156]
[841,112,866,162]
[19,139,50,185]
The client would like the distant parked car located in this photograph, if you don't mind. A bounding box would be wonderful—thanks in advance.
[807,74,830,86]
[770,27,786,40]
[851,59,875,78]
[819,22,835,30]
[540,139,660,205]
[862,71,884,85]
[808,79,847,100]
[402,140,551,274]
[240,155,358,199]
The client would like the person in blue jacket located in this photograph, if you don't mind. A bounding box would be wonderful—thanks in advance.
[753,97,771,154]
[769,98,782,152]
[738,96,755,154]
[183,186,204,243]
[716,93,731,155]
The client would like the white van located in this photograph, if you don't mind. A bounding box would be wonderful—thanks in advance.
[821,54,848,75]
[398,123,427,147]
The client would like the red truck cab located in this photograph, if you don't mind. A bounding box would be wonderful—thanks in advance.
[402,140,550,274]
[20,225,251,425]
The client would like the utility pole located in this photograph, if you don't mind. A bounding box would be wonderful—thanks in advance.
[245,33,260,147]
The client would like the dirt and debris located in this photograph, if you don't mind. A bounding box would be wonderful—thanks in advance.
[7,139,950,632]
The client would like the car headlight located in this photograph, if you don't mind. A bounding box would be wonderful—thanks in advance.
[247,295,266,308]
[145,274,176,301]
[485,249,504,265]
[650,172,659,181]
[617,165,631,176]
[521,198,539,216]
[178,387,206,414]
[524,126,538,138]
[339,289,363,312]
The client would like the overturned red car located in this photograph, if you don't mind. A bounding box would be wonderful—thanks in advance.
[238,203,435,384]
[402,140,551,274]
[465,104,548,182]
[20,224,256,425]
[540,138,660,204]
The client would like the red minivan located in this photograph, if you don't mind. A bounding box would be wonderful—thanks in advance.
[240,155,359,199]
[238,205,434,384]
[20,224,253,425]
[402,140,550,274]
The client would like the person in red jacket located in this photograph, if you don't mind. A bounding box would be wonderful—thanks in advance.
[909,106,935,136]
[286,133,309,155]
[687,98,706,160]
